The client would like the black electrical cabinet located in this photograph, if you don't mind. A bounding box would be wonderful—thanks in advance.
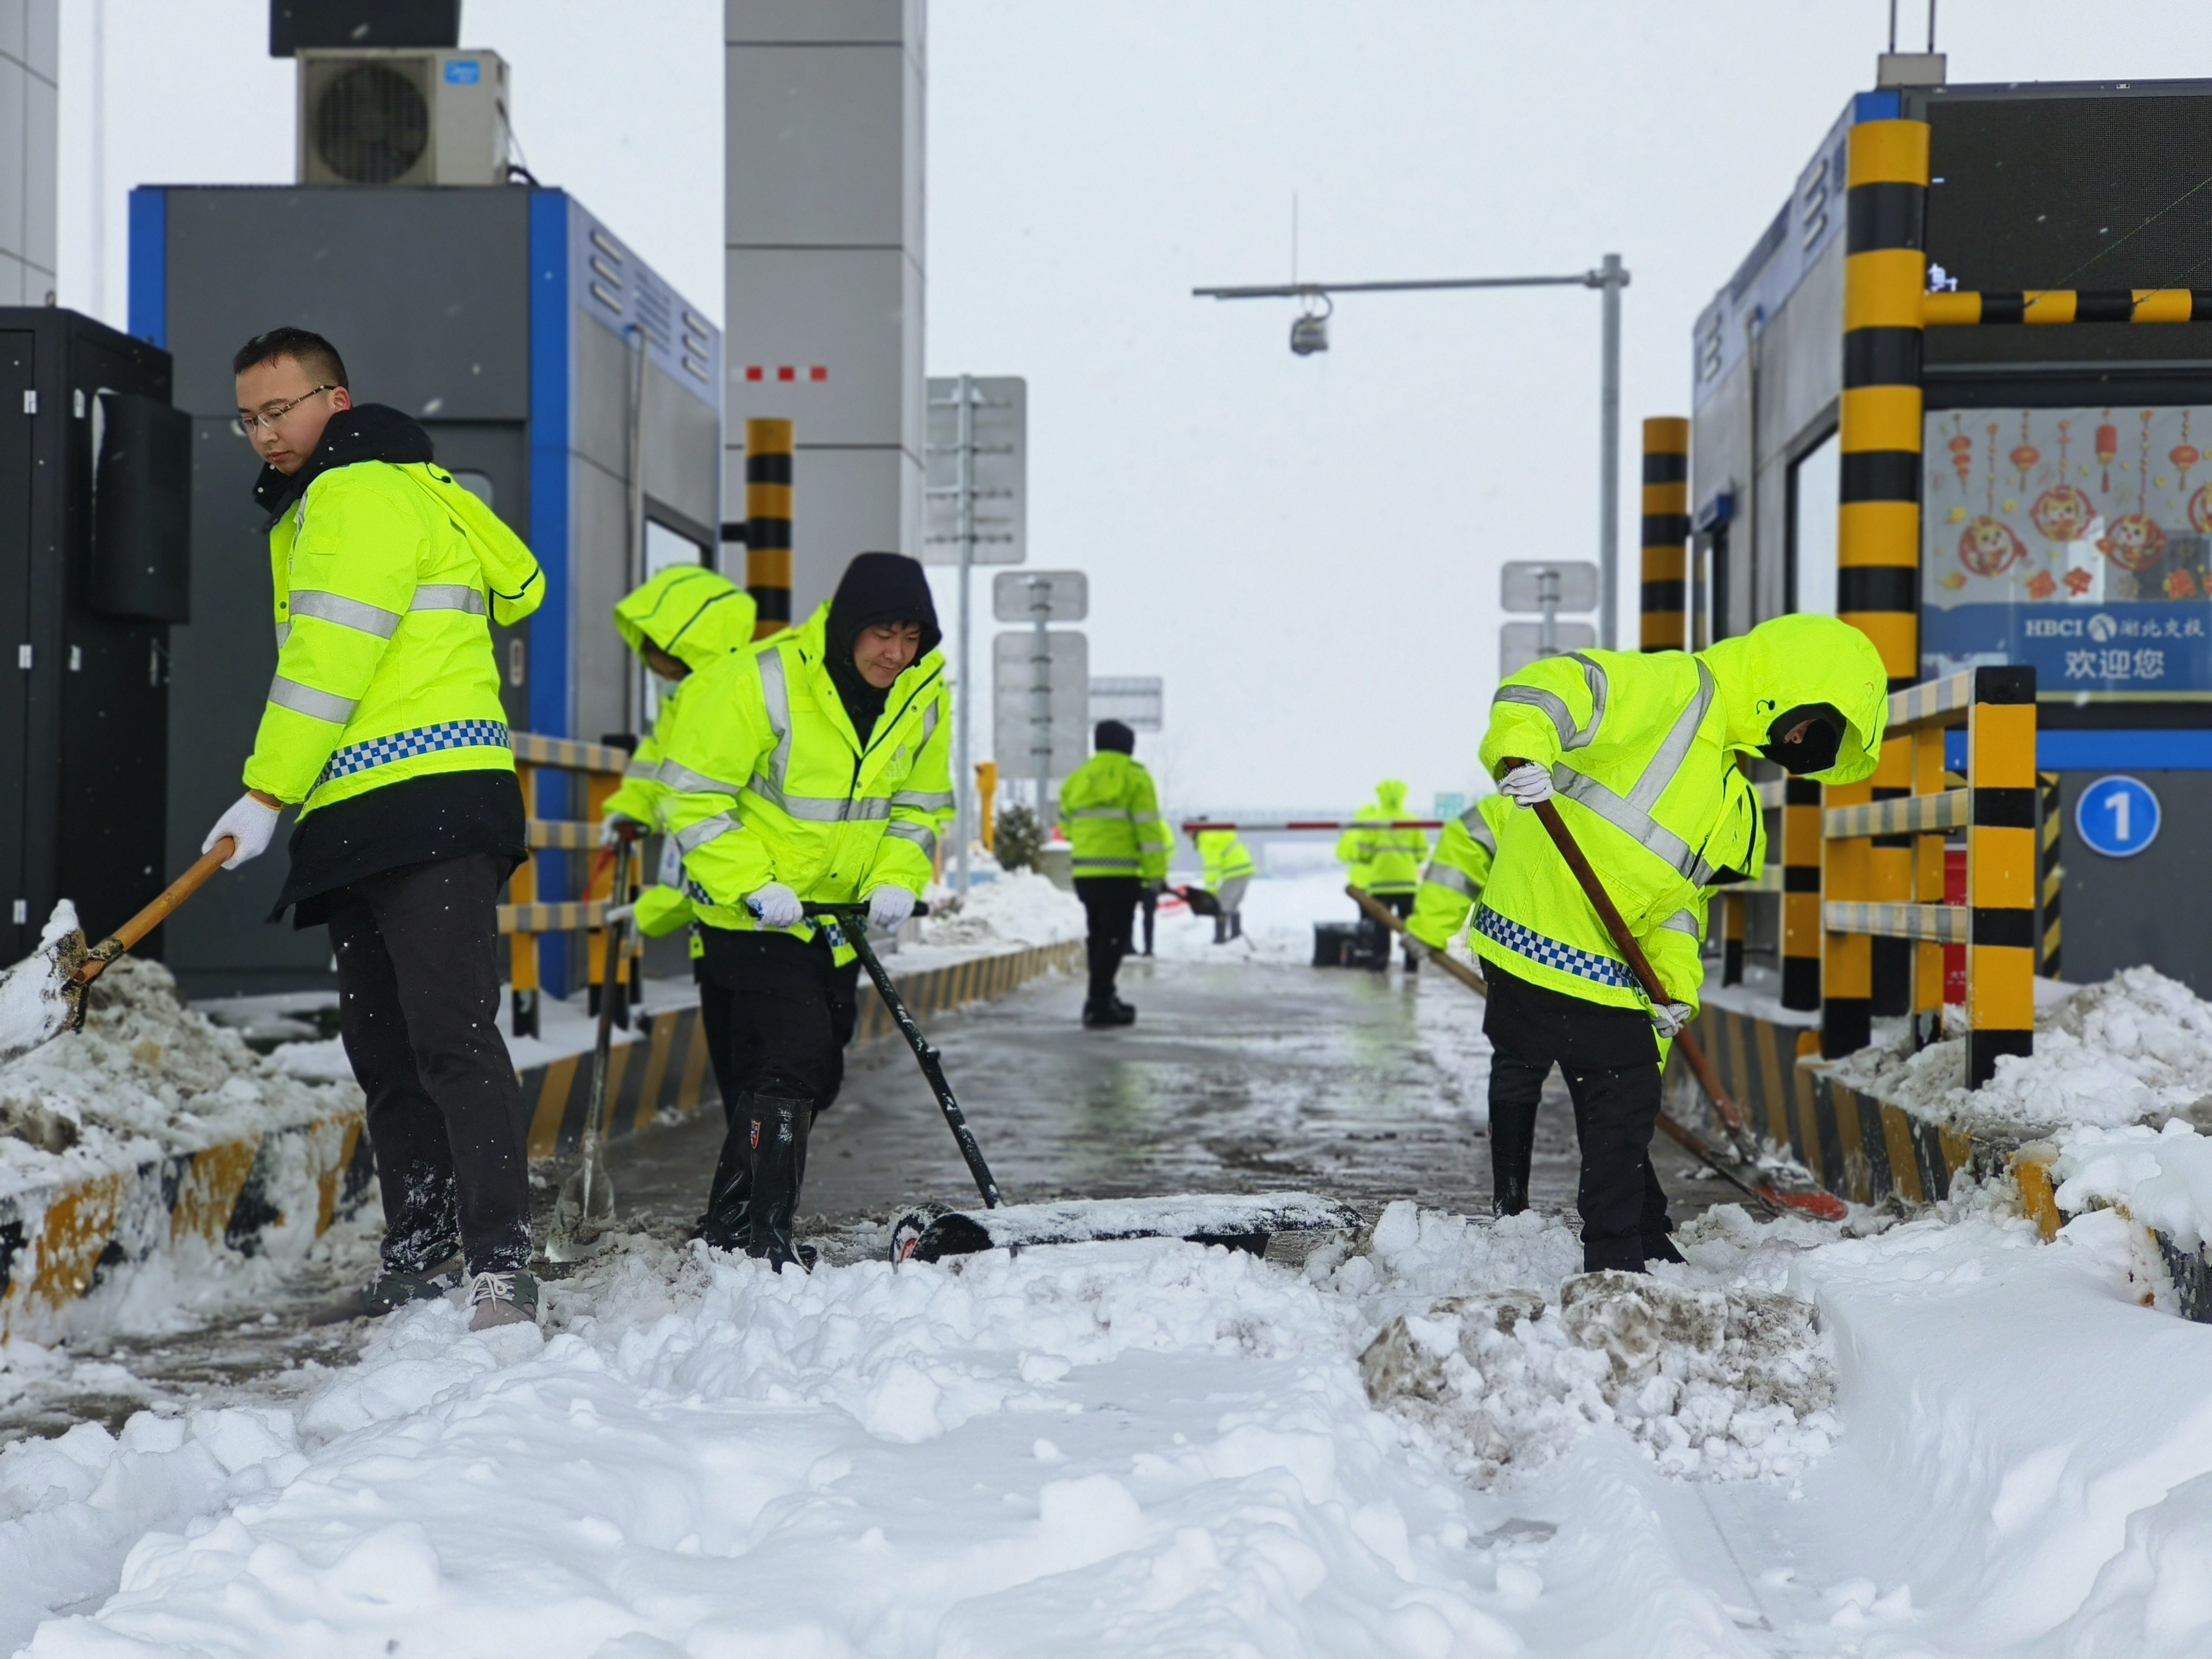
[0,308,190,966]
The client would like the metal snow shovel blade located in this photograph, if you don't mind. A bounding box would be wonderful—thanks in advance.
[546,833,636,1262]
[808,905,1364,1265]
[1491,770,1850,1222]
[1348,882,1837,1224]
[1175,885,1223,918]
[0,839,236,1068]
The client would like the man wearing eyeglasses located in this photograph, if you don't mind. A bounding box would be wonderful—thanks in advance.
[203,328,548,1331]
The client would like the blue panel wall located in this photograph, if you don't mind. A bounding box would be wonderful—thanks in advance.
[127,189,165,347]
[528,190,574,992]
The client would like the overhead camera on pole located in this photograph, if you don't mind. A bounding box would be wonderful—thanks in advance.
[1193,258,1630,648]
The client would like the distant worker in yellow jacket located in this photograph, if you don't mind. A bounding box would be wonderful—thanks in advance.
[1058,720,1170,1026]
[1336,780,1429,970]
[201,328,545,1330]
[1197,828,1255,944]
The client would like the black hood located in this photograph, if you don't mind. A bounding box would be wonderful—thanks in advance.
[825,552,941,743]
[253,403,434,529]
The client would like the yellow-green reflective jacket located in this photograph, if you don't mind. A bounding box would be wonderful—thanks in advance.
[655,603,953,960]
[1471,615,1886,1015]
[1336,782,1427,894]
[1197,829,1255,890]
[1058,753,1170,882]
[1407,794,1515,951]
[244,461,543,812]
[602,565,760,833]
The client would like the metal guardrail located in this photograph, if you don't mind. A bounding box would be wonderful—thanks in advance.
[507,732,636,1037]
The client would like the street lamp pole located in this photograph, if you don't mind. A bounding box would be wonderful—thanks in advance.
[1193,258,1631,649]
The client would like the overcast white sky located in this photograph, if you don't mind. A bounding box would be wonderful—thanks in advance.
[54,1,2212,810]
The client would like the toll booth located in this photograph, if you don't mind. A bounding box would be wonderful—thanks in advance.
[1679,72,2212,1000]
[129,184,721,996]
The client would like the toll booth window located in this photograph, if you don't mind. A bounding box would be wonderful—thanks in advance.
[1788,431,1839,616]
[645,519,707,578]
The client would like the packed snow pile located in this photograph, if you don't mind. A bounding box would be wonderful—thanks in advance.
[1829,964,2212,1131]
[1351,1205,1836,1487]
[0,901,84,1063]
[915,868,1084,951]
[2051,1118,2212,1251]
[0,957,362,1196]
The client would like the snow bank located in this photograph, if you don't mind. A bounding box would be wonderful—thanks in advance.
[1829,964,2212,1132]
[916,868,1084,954]
[1353,1206,1837,1488]
[1152,869,1364,965]
[0,902,82,1064]
[0,958,362,1201]
[2053,1118,2212,1251]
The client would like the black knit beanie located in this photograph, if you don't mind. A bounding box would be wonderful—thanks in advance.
[1094,719,1135,755]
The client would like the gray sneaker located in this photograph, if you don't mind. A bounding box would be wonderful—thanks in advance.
[309,1255,461,1326]
[467,1269,540,1330]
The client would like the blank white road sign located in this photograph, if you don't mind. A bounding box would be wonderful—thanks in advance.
[1499,620,1598,679]
[992,629,1090,778]
[1500,560,1600,614]
[924,376,1026,566]
[993,568,1087,623]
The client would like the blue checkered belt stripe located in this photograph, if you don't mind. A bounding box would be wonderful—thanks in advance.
[315,720,511,787]
[1472,904,1641,992]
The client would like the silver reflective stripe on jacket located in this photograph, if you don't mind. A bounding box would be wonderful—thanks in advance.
[623,757,656,780]
[893,789,955,812]
[757,646,796,794]
[267,674,358,724]
[275,623,291,648]
[410,584,488,617]
[746,771,892,822]
[289,589,403,639]
[1421,864,1481,899]
[1493,652,1610,753]
[1459,804,1497,853]
[1661,910,1701,936]
[675,814,740,854]
[1547,663,1720,885]
[658,759,749,798]
[884,820,937,857]
[1071,806,1130,821]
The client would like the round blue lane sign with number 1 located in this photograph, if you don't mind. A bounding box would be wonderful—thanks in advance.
[2076,775,2162,859]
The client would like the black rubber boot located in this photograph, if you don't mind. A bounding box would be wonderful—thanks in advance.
[692,1101,754,1250]
[1488,1075,1540,1219]
[745,1094,812,1272]
[1214,915,1227,944]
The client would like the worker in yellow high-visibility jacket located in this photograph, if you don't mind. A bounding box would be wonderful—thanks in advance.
[1473,615,1886,1272]
[202,328,547,1330]
[1197,828,1255,944]
[1058,721,1171,1026]
[1336,780,1429,970]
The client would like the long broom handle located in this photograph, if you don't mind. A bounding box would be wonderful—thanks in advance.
[1498,759,1753,1141]
[75,839,236,988]
[576,836,635,1211]
[812,905,1001,1209]
[1350,882,1782,1216]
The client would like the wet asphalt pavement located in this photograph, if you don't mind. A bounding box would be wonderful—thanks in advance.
[608,952,1742,1239]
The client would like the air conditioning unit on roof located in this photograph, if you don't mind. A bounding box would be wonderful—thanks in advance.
[295,49,509,186]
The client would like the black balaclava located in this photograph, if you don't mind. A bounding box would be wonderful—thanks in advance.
[252,403,434,529]
[1094,720,1135,755]
[1762,702,1847,775]
[825,552,941,743]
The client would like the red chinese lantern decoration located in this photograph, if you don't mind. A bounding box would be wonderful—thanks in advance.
[2097,419,2119,492]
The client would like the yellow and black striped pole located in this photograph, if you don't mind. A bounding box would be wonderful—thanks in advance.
[1640,416,1689,651]
[1781,779,1822,1011]
[1824,114,1929,1057]
[1911,723,1947,1047]
[2038,773,2062,979]
[744,417,793,639]
[1967,667,2037,1087]
[1837,115,1928,689]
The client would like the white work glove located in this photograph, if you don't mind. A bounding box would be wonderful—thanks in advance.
[747,883,804,929]
[599,814,644,847]
[202,793,281,870]
[866,885,916,933]
[603,902,636,927]
[1500,763,1555,809]
[1650,1001,1694,1040]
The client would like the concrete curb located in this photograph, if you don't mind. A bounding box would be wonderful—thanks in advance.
[1672,1001,2212,1323]
[0,938,1084,1341]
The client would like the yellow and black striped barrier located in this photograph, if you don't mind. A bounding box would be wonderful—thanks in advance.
[1640,416,1689,652]
[507,732,637,1039]
[1922,288,2212,326]
[746,416,793,638]
[1781,777,1824,1011]
[1816,665,2036,1087]
[2039,774,2063,980]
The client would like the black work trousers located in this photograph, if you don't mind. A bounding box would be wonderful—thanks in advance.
[328,853,531,1277]
[697,927,861,1111]
[1074,876,1142,1008]
[696,962,741,1127]
[1481,960,1672,1273]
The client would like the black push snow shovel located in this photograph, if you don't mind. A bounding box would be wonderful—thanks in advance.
[808,905,1361,1264]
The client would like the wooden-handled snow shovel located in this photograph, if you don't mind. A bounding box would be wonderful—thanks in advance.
[0,839,237,1068]
[810,903,1361,1265]
[1347,884,1806,1221]
[1493,764,1848,1221]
